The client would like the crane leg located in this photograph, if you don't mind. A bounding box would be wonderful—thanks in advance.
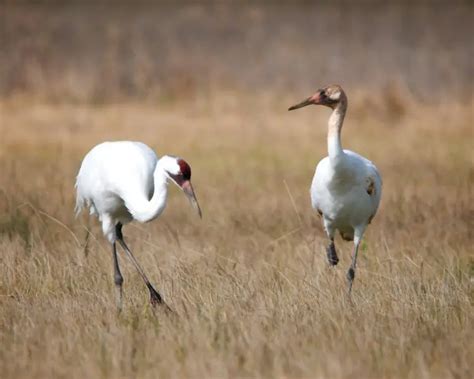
[112,242,124,311]
[323,220,338,266]
[83,218,91,257]
[326,238,339,266]
[115,223,172,311]
[347,236,361,295]
[83,229,90,257]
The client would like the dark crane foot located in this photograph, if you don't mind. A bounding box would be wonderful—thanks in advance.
[147,284,173,313]
[326,242,339,266]
[346,267,355,295]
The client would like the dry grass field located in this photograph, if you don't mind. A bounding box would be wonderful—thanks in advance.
[1,93,472,379]
[0,2,473,379]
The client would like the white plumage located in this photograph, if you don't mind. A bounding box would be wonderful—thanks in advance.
[311,150,382,241]
[289,85,382,293]
[75,141,201,310]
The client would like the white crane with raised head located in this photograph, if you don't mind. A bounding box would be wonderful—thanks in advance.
[289,85,382,294]
[75,141,202,310]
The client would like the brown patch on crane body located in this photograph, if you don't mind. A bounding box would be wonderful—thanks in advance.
[366,176,376,196]
[340,232,354,241]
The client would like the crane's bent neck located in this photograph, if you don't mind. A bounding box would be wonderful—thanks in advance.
[327,98,347,166]
[130,165,169,223]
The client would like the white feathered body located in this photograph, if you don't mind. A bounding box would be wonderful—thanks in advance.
[75,141,165,241]
[311,149,382,240]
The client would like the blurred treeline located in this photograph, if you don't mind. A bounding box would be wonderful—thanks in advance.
[1,1,472,103]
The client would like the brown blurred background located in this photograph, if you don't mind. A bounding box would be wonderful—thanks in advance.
[2,1,472,103]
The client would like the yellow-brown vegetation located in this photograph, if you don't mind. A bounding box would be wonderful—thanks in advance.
[0,92,472,378]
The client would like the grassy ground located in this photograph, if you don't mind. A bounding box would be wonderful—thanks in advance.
[0,92,472,378]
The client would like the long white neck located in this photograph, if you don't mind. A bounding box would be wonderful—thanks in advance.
[128,165,169,223]
[327,98,347,166]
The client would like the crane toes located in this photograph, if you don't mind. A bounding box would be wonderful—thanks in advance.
[347,267,355,281]
[346,267,356,295]
[147,284,174,313]
[148,284,164,305]
[326,243,339,266]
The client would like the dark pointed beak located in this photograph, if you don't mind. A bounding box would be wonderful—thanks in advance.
[288,96,314,111]
[181,180,202,219]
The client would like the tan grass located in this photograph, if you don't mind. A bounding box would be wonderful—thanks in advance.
[0,92,472,378]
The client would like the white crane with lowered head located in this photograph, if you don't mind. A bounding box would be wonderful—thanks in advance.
[289,85,382,294]
[75,141,202,310]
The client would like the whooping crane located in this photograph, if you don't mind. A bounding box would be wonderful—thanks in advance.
[288,85,382,294]
[75,141,202,310]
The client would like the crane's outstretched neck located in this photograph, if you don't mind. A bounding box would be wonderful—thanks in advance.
[327,96,347,167]
[129,165,169,223]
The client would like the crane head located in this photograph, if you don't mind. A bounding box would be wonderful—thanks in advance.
[163,156,202,219]
[288,85,345,111]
